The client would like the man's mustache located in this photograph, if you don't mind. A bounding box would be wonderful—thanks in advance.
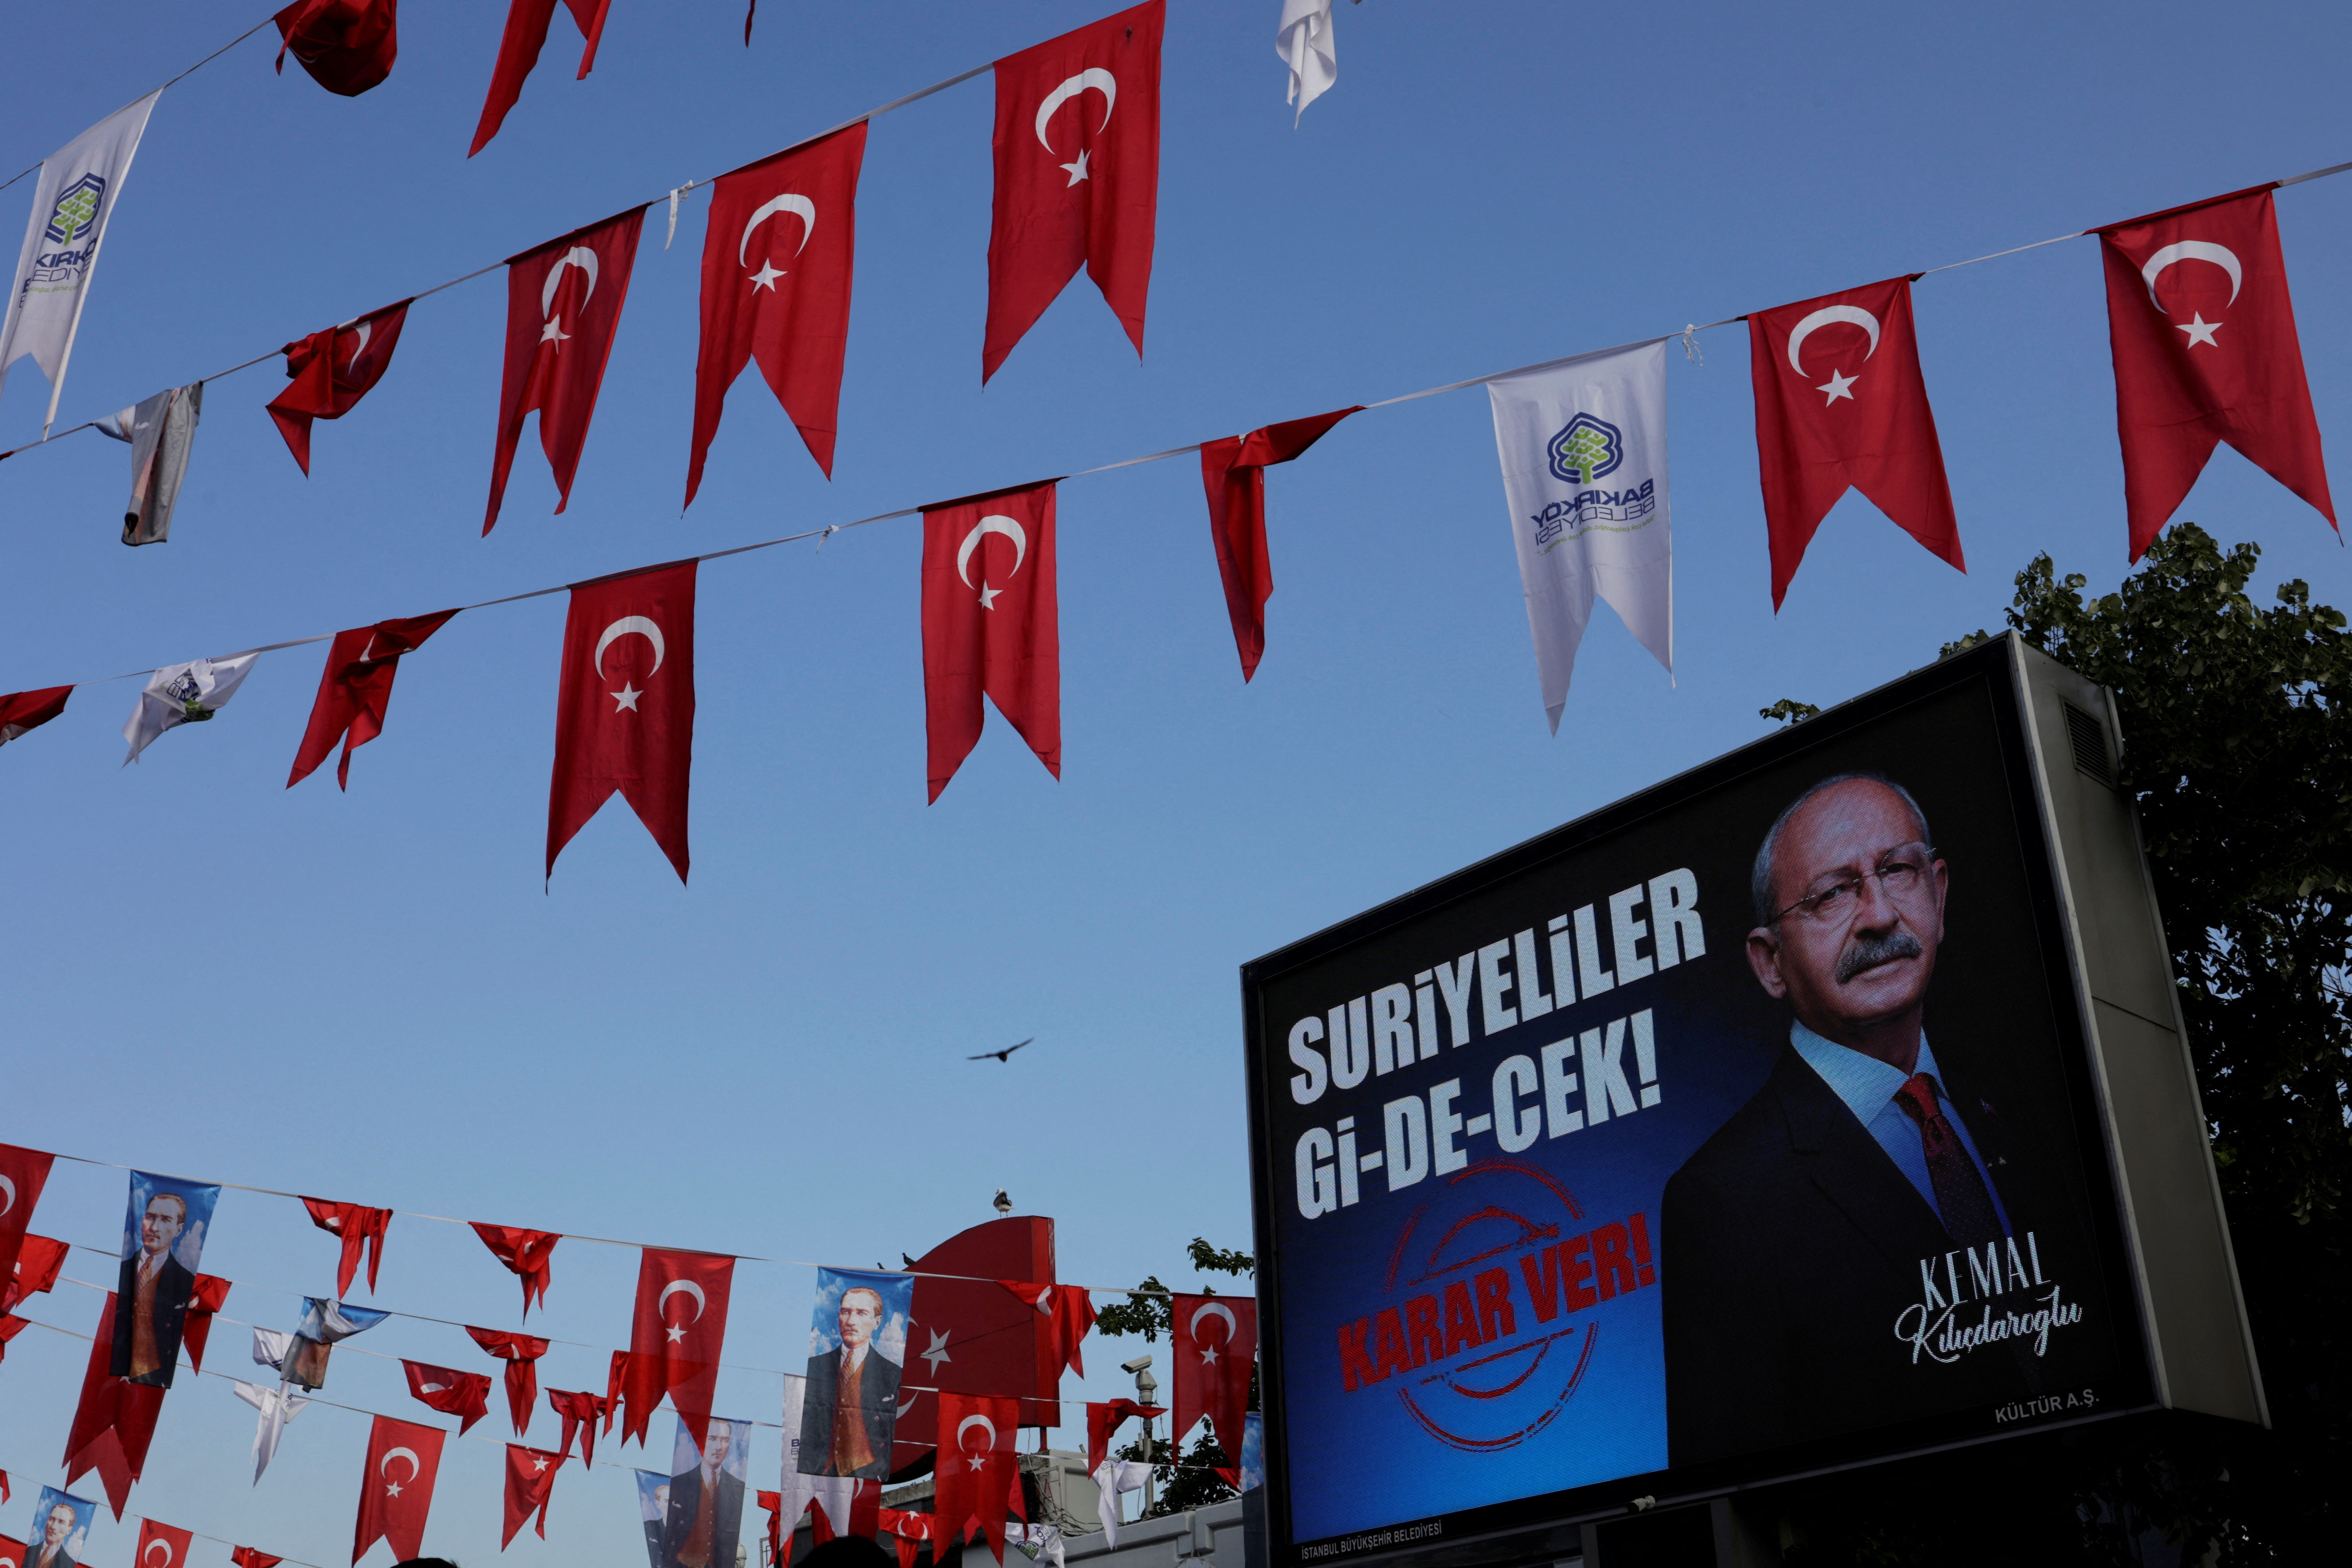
[1836,929,1922,983]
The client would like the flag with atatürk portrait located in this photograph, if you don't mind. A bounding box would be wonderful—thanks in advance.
[111,1173,220,1387]
[795,1268,911,1481]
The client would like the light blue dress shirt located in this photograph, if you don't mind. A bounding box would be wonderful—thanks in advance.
[1788,1021,2012,1237]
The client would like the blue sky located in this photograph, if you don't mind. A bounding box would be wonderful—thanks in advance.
[2,1,2348,1564]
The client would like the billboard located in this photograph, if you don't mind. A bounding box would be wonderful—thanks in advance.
[1241,637,2261,1564]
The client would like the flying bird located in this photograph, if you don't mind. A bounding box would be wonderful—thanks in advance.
[967,1037,1034,1063]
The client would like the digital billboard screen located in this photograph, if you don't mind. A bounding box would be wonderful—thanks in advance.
[1241,642,2169,1561]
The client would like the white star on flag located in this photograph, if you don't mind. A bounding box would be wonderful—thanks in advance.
[1199,1344,1219,1364]
[533,1455,549,1471]
[613,683,642,711]
[921,1330,952,1373]
[1060,150,1090,185]
[750,261,785,292]
[541,319,569,344]
[977,583,1001,609]
[2177,312,2222,347]
[666,1324,686,1343]
[1816,369,1858,404]
[385,1480,402,1497]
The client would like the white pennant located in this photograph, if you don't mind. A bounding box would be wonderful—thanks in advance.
[0,92,160,434]
[232,1379,310,1483]
[122,651,260,765]
[1278,2,1339,123]
[1487,338,1675,733]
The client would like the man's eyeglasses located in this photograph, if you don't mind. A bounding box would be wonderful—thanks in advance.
[1771,847,1937,926]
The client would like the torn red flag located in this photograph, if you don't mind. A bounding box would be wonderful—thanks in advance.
[1199,407,1360,682]
[231,1548,283,1568]
[1084,1398,1161,1474]
[266,301,409,474]
[0,688,70,750]
[4,1232,67,1314]
[467,1327,551,1438]
[302,1198,392,1295]
[63,1294,166,1518]
[288,611,459,791]
[471,0,615,156]
[274,0,398,96]
[501,1445,565,1547]
[403,1359,493,1434]
[180,1273,231,1374]
[546,1387,610,1466]
[994,1280,1095,1379]
[471,1223,559,1318]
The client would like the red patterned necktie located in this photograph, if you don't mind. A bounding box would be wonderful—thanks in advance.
[1894,1072,2004,1248]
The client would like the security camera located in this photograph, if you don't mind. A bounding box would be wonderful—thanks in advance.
[1121,1354,1153,1375]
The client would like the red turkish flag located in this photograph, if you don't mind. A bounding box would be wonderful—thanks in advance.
[993,1281,1095,1379]
[485,207,646,534]
[757,1491,787,1567]
[1199,406,1361,682]
[546,560,696,882]
[288,611,459,791]
[545,1387,609,1465]
[1083,1398,1160,1473]
[922,481,1060,801]
[0,1145,54,1287]
[402,1359,492,1435]
[933,1392,1020,1563]
[982,0,1163,381]
[687,123,868,505]
[266,301,409,473]
[0,690,70,750]
[466,1327,550,1437]
[179,1274,232,1375]
[471,0,614,156]
[500,1445,565,1548]
[2098,185,2336,559]
[302,1198,392,1295]
[621,1248,734,1449]
[1747,275,1964,609]
[0,1536,21,1567]
[0,1319,26,1361]
[275,0,398,97]
[1170,1293,1255,1483]
[605,1349,630,1434]
[5,1235,67,1312]
[878,1506,940,1568]
[892,1217,1058,1472]
[352,1414,445,1564]
[232,1548,284,1568]
[63,1294,166,1518]
[135,1518,193,1568]
[471,1223,559,1318]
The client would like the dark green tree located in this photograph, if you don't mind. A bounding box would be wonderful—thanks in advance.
[1096,1239,1257,1517]
[1771,524,2348,1564]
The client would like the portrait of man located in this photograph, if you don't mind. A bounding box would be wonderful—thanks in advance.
[1662,772,2057,1466]
[661,1415,748,1568]
[633,1471,669,1568]
[797,1271,910,1479]
[112,1176,216,1387]
[26,1491,92,1568]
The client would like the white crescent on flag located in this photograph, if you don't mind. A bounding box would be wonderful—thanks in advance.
[658,1278,706,1321]
[1786,306,1881,376]
[1188,1300,1239,1345]
[739,194,817,267]
[0,1172,15,1216]
[1035,70,1116,152]
[956,1412,999,1469]
[144,1539,174,1567]
[381,1446,421,1481]
[956,516,1028,587]
[541,247,600,319]
[2141,240,2242,311]
[595,617,666,679]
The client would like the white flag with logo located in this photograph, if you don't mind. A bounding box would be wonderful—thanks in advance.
[776,1373,854,1541]
[1488,339,1674,733]
[0,92,160,421]
[122,651,259,765]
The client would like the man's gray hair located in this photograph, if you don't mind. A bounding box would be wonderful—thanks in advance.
[1750,772,1932,926]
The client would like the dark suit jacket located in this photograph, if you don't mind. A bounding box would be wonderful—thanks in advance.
[799,1347,902,1479]
[1661,1042,2056,1468]
[642,1519,666,1568]
[114,1251,196,1387]
[31,1546,77,1568]
[660,1464,745,1568]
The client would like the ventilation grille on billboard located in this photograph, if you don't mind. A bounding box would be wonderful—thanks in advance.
[2064,701,2112,785]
